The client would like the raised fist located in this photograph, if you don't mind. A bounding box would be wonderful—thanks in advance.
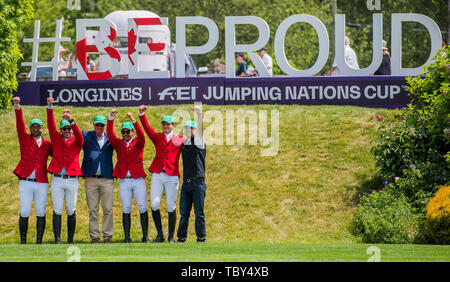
[110,109,118,117]
[139,105,147,114]
[12,97,20,105]
[126,112,134,120]
[47,97,54,106]
[62,109,72,121]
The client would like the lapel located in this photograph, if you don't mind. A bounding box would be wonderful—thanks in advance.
[89,131,101,150]
[160,133,168,146]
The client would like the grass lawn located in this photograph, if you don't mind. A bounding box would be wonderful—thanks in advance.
[0,242,449,262]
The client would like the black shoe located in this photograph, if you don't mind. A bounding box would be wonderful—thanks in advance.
[140,211,149,243]
[123,213,132,243]
[36,216,46,244]
[52,211,61,244]
[67,211,76,244]
[151,209,164,243]
[19,216,28,244]
[168,210,176,243]
[177,239,186,243]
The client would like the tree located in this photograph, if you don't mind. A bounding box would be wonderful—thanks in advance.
[0,0,34,110]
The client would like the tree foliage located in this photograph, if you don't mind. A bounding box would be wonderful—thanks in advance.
[0,0,34,110]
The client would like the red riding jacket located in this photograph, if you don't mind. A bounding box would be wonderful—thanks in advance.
[13,108,52,183]
[106,118,147,179]
[139,113,184,177]
[47,107,84,176]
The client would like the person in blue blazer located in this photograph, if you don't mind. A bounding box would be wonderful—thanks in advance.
[82,115,115,243]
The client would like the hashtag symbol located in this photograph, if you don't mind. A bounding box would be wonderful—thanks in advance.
[21,18,71,81]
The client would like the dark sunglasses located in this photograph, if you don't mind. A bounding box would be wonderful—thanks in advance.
[121,130,131,135]
[62,127,72,131]
[94,123,105,127]
[30,126,42,130]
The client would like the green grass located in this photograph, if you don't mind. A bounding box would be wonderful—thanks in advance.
[0,242,449,262]
[0,104,416,245]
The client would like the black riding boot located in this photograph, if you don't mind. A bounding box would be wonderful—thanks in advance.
[140,211,149,243]
[67,211,76,244]
[168,210,177,243]
[52,211,61,244]
[151,209,164,243]
[19,216,28,244]
[123,213,132,243]
[36,216,46,244]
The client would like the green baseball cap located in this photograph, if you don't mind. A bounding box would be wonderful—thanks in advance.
[60,120,71,129]
[29,118,43,127]
[184,120,197,128]
[93,115,107,125]
[121,121,134,131]
[161,115,174,124]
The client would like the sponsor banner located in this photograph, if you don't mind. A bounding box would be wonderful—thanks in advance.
[15,76,410,108]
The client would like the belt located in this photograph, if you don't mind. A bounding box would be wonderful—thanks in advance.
[21,177,37,182]
[53,174,78,179]
[185,177,204,183]
[123,176,134,179]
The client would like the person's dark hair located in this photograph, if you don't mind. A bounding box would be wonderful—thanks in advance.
[236,52,244,58]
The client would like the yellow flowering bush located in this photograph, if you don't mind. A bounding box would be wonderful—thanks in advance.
[424,186,450,244]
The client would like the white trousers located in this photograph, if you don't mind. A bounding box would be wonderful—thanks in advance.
[51,176,79,216]
[19,180,49,217]
[150,172,179,212]
[119,177,147,214]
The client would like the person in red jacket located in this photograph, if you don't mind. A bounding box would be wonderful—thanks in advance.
[138,105,185,243]
[46,97,84,244]
[107,109,149,243]
[12,97,52,244]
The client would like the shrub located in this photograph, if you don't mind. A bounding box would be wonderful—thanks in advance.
[372,46,449,181]
[394,162,449,213]
[353,188,420,244]
[424,186,450,244]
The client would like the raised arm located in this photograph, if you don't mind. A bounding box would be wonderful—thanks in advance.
[138,105,158,143]
[46,97,59,141]
[13,97,27,140]
[127,112,145,148]
[106,109,120,147]
[62,109,84,147]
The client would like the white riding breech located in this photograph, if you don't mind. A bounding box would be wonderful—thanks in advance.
[150,172,179,212]
[119,177,147,214]
[51,176,79,216]
[19,180,49,217]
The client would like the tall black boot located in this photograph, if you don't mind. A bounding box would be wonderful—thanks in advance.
[36,216,46,244]
[52,211,61,244]
[140,211,149,243]
[123,213,132,243]
[67,211,76,244]
[168,210,177,243]
[19,216,28,244]
[151,209,164,243]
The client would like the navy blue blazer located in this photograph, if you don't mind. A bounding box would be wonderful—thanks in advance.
[81,131,114,179]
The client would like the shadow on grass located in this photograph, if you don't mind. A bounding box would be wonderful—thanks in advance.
[345,172,385,206]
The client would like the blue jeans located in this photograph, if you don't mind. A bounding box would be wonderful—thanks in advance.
[177,179,206,242]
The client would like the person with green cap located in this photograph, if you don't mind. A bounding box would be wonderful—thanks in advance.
[12,97,52,244]
[138,105,185,243]
[177,105,207,242]
[81,114,115,243]
[46,97,84,244]
[107,109,149,243]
